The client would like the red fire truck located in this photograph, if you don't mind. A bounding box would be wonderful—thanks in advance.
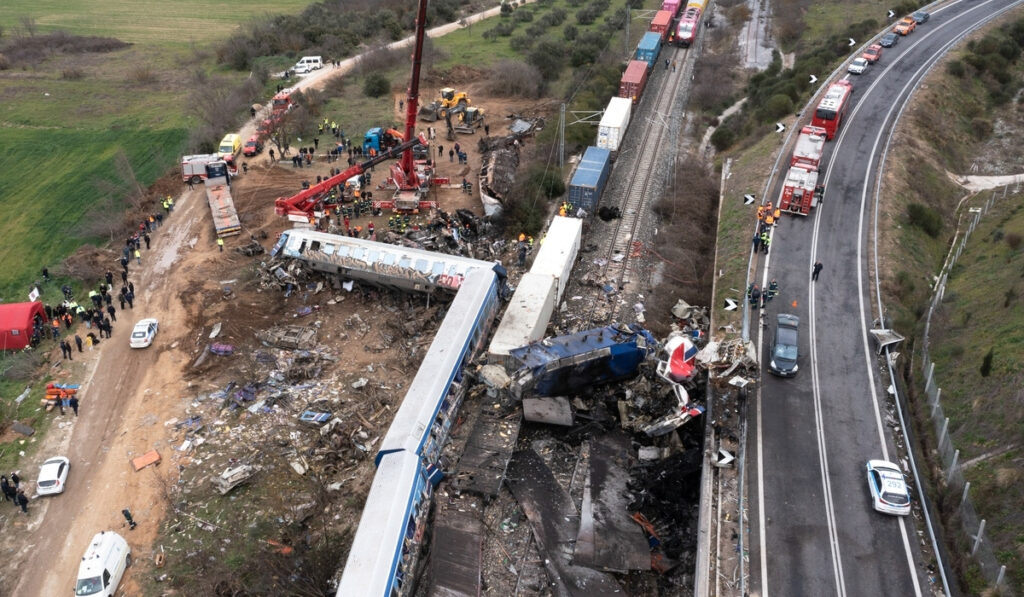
[777,125,827,216]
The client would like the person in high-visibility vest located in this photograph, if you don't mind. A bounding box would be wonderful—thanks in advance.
[757,205,765,221]
[217,238,224,252]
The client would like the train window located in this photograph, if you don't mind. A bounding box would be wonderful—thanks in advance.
[415,259,430,273]
[399,256,411,268]
[336,245,349,257]
[366,249,379,264]
[382,253,396,265]
[309,241,321,251]
[321,243,335,255]
[297,241,307,254]
[351,247,364,260]
[432,262,445,276]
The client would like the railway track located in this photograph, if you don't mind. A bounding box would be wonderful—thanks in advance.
[585,45,690,325]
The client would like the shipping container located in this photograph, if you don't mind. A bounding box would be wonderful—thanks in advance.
[636,32,662,68]
[618,60,650,105]
[488,272,558,369]
[597,97,632,152]
[568,147,612,212]
[531,216,582,303]
[649,10,674,41]
[661,0,682,17]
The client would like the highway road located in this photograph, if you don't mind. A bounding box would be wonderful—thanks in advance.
[747,1,1024,596]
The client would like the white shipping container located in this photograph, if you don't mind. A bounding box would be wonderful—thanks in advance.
[488,272,557,368]
[596,97,632,152]
[531,216,582,303]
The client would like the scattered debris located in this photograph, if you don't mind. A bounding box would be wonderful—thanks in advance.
[213,464,258,495]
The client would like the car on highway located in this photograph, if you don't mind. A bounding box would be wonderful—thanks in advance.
[894,16,916,35]
[242,136,264,157]
[848,57,870,75]
[769,314,800,377]
[129,318,159,349]
[862,44,883,64]
[879,32,899,47]
[866,459,912,516]
[36,456,70,496]
[911,10,929,24]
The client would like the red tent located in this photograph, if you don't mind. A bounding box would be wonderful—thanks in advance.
[0,301,47,350]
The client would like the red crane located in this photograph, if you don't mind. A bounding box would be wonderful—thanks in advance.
[275,0,432,217]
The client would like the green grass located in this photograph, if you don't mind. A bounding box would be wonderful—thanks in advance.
[712,132,783,329]
[801,0,892,47]
[0,0,320,47]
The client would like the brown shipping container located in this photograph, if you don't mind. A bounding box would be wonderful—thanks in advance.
[649,10,673,41]
[618,60,649,104]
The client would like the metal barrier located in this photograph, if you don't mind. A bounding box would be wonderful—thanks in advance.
[919,185,1016,595]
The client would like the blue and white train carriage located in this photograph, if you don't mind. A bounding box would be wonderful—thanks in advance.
[337,267,501,597]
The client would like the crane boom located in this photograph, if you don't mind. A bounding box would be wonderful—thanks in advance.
[275,0,433,218]
[274,132,427,216]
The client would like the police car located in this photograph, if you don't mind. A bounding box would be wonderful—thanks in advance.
[866,459,912,516]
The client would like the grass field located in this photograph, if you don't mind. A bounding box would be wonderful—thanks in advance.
[0,0,318,47]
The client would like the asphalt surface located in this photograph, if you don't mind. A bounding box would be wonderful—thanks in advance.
[747,1,1024,596]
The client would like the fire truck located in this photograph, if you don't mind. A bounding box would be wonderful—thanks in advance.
[777,125,827,216]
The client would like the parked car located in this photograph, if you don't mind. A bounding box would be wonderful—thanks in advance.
[129,318,159,349]
[768,314,800,377]
[911,10,929,24]
[879,32,899,48]
[36,456,70,496]
[862,44,883,64]
[848,57,870,75]
[243,136,264,157]
[866,460,912,516]
[894,16,916,35]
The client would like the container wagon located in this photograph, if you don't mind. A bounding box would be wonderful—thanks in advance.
[597,97,633,152]
[618,60,650,105]
[686,0,709,10]
[636,32,662,68]
[649,10,674,42]
[661,0,682,17]
[568,147,612,212]
[529,216,582,303]
[488,272,558,368]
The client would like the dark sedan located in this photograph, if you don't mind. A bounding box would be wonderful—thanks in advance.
[769,314,800,377]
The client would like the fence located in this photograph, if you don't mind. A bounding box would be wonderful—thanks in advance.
[919,184,1017,596]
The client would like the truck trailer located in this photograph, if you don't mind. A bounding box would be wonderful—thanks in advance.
[204,161,242,237]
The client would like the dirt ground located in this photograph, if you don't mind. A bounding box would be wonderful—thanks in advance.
[0,71,554,597]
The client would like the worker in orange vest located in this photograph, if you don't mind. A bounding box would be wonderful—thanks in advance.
[764,213,775,227]
[756,205,765,221]
[773,206,781,223]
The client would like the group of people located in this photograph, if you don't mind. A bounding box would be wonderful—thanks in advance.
[752,201,782,254]
[747,279,780,310]
[1,473,29,514]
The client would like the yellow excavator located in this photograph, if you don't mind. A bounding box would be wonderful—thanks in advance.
[418,87,470,122]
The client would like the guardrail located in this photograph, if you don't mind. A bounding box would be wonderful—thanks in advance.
[918,185,1017,595]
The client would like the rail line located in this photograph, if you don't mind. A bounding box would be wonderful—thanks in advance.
[584,45,690,326]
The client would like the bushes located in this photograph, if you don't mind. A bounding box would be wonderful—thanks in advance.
[527,38,565,81]
[363,73,390,98]
[710,127,736,152]
[907,203,943,237]
[484,59,543,98]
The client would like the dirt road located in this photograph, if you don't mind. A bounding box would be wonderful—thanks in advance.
[8,189,208,596]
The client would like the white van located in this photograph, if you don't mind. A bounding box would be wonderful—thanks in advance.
[293,55,323,74]
[75,531,131,596]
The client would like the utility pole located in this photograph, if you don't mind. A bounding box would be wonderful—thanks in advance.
[558,103,566,169]
[625,7,630,59]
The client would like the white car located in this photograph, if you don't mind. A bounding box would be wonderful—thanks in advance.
[848,57,869,74]
[866,459,911,516]
[129,318,159,348]
[36,456,70,496]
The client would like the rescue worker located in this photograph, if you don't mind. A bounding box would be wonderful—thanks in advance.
[518,232,526,242]
[217,238,224,252]
[761,232,771,254]
[747,284,761,308]
[764,213,775,228]
[766,279,779,303]
[559,205,567,217]
[757,205,765,221]
[773,206,781,222]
